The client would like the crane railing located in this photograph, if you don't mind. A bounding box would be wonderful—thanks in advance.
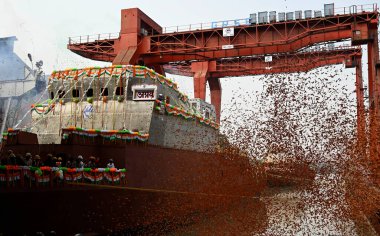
[162,3,378,34]
[67,4,378,44]
[68,32,120,45]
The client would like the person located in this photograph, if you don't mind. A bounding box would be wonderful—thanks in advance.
[65,155,74,168]
[25,153,33,166]
[107,159,115,168]
[33,155,42,167]
[45,154,53,167]
[86,156,96,169]
[56,157,62,167]
[1,155,9,165]
[76,155,84,168]
[8,153,17,165]
[51,156,57,167]
[95,157,100,168]
[7,150,13,156]
[16,154,26,166]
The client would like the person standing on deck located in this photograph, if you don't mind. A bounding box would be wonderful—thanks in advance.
[33,155,42,167]
[8,152,16,165]
[76,155,84,168]
[56,157,62,167]
[86,156,96,169]
[107,159,115,168]
[25,153,32,166]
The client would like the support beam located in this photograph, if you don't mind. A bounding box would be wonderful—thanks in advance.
[192,61,217,100]
[164,47,362,78]
[192,61,209,100]
[191,61,221,121]
[208,78,222,123]
[355,57,366,144]
[367,26,380,162]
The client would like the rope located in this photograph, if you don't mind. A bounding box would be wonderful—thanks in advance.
[123,71,131,129]
[80,76,84,127]
[13,83,52,129]
[112,75,122,129]
[98,72,114,129]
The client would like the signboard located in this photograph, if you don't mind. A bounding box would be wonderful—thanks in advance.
[211,18,250,29]
[265,56,273,62]
[132,85,157,101]
[223,27,234,37]
[134,90,155,100]
[222,45,234,50]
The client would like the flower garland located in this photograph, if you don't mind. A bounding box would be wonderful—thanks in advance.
[2,129,19,142]
[155,100,220,130]
[0,165,126,173]
[2,133,8,142]
[62,127,149,142]
[31,103,55,115]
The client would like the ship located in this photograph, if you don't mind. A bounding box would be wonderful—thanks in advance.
[0,65,267,234]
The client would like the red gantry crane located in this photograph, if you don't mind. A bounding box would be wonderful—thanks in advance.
[68,4,379,159]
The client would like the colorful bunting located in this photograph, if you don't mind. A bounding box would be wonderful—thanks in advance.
[61,127,149,142]
[155,100,220,130]
[0,165,127,184]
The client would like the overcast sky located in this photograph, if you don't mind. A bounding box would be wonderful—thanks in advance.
[0,0,377,117]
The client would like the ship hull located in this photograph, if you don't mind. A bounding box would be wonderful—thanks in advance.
[0,186,267,234]
[0,131,267,234]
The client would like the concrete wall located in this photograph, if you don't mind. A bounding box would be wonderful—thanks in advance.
[32,100,154,144]
[149,111,218,153]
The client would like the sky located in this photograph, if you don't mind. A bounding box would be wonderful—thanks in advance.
[0,0,377,118]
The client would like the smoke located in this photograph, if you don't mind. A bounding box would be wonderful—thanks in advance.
[0,37,48,130]
[0,37,29,81]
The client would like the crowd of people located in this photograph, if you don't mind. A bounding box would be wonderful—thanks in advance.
[0,150,116,169]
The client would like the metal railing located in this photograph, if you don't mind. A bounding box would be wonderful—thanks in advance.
[67,3,378,43]
[162,18,250,34]
[161,3,378,34]
[334,4,378,15]
[68,32,120,45]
